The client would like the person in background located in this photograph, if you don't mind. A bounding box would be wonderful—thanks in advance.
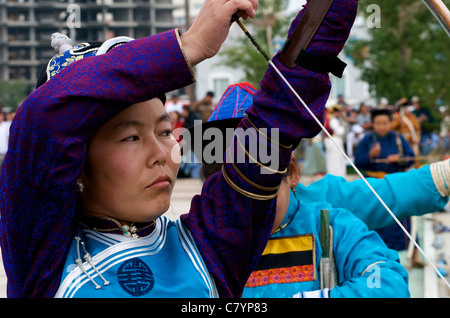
[301,136,326,176]
[179,105,201,178]
[195,85,450,297]
[355,108,416,263]
[165,94,184,114]
[411,96,439,155]
[181,104,200,130]
[336,94,349,113]
[355,108,415,177]
[356,102,372,131]
[192,91,215,122]
[194,84,409,298]
[195,80,450,298]
[169,110,184,143]
[324,105,347,177]
[346,124,364,158]
[392,98,421,167]
[0,107,15,170]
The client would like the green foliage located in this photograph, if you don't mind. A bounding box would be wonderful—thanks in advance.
[219,41,269,88]
[218,0,293,88]
[347,0,450,115]
[0,80,30,110]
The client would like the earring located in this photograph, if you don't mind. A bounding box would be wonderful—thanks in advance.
[291,183,297,193]
[76,180,84,193]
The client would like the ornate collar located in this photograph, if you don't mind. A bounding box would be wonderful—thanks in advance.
[79,212,156,239]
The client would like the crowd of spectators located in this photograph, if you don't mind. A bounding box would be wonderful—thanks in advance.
[0,104,16,169]
[301,94,448,177]
[163,91,448,180]
[163,91,216,178]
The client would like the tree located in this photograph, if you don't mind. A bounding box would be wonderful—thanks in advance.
[218,0,292,88]
[347,0,450,120]
[0,80,30,111]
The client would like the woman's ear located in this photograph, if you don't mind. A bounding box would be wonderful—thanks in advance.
[287,153,300,188]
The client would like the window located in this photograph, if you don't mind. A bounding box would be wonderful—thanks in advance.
[330,75,346,100]
[213,77,229,100]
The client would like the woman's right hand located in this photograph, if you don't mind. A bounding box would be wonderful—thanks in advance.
[180,0,258,66]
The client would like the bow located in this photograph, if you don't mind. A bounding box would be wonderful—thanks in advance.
[233,0,450,290]
[423,0,450,37]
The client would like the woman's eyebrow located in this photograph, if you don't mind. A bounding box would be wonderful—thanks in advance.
[113,119,144,130]
[113,113,171,131]
[156,113,171,124]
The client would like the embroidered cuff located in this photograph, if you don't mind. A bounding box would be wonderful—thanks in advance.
[175,28,196,82]
[430,159,450,197]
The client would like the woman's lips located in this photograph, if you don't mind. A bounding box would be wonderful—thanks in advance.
[146,176,172,189]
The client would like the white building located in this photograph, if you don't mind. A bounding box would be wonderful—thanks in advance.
[0,0,178,87]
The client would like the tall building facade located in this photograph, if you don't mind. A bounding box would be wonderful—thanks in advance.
[0,0,179,88]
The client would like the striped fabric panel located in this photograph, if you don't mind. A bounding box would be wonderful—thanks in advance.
[245,234,316,287]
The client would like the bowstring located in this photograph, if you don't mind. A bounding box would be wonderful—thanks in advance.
[233,17,450,289]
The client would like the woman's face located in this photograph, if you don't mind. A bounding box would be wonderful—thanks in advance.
[80,98,180,223]
[273,178,291,233]
[273,154,299,234]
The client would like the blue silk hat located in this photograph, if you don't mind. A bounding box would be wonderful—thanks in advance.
[36,33,166,104]
[36,33,133,88]
[184,82,257,162]
[207,82,256,123]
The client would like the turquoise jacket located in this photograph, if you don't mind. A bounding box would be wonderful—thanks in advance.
[242,165,447,298]
[298,165,448,230]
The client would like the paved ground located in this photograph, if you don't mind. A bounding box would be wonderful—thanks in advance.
[1,175,449,298]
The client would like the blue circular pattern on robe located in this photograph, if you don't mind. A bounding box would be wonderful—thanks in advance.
[117,258,154,296]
